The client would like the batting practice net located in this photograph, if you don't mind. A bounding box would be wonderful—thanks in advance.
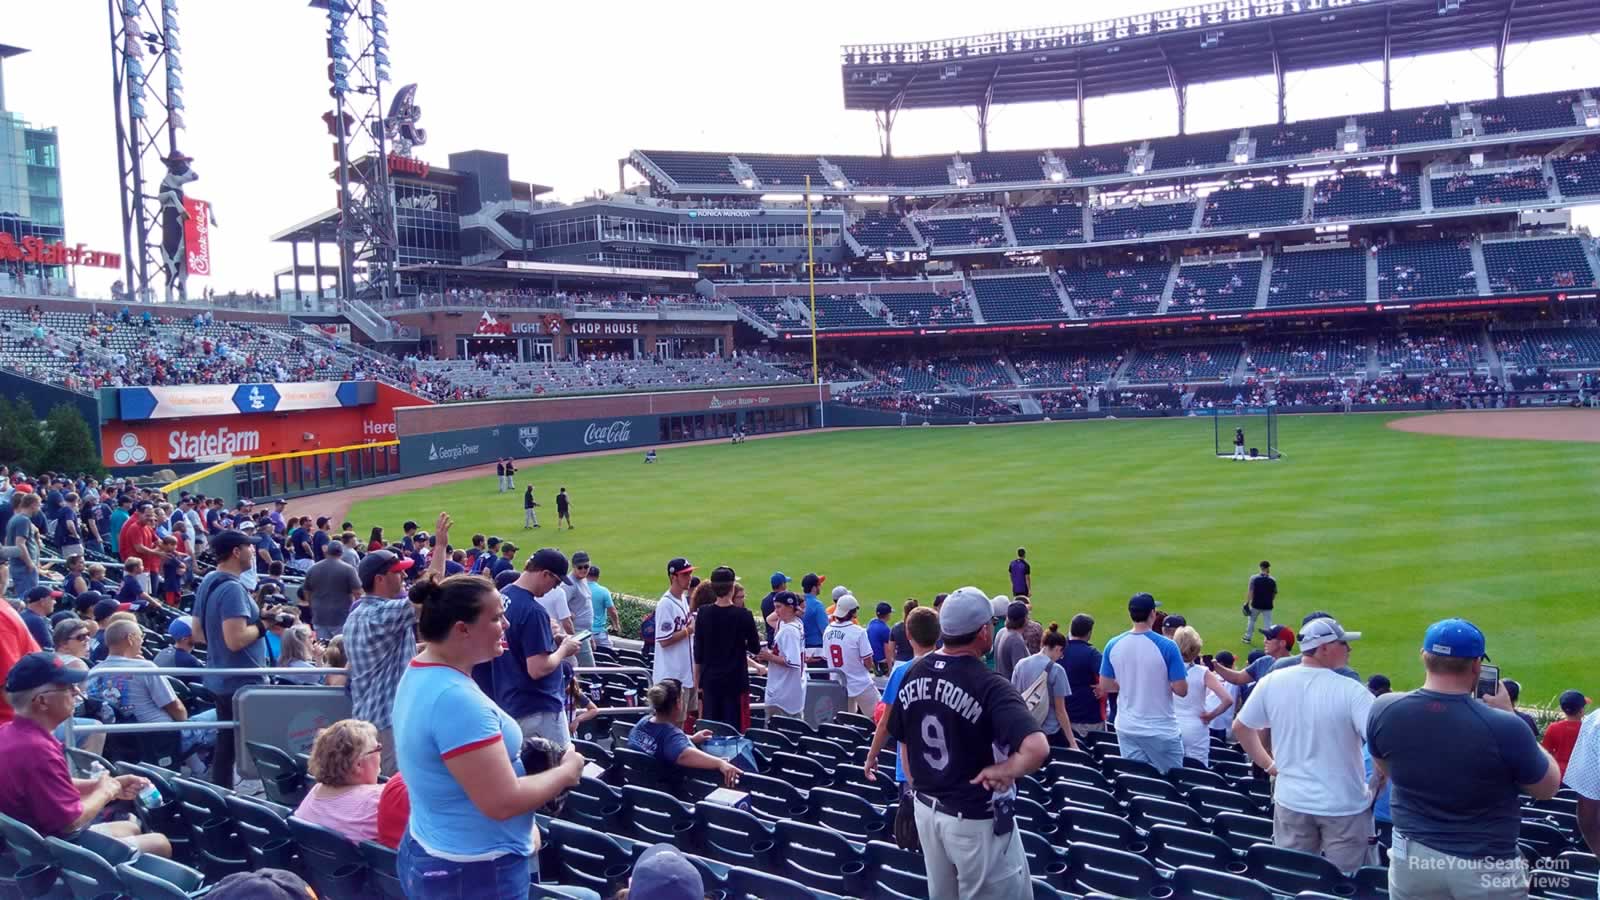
[1207,406,1280,460]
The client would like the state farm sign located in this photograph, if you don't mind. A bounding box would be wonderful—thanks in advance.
[582,420,633,447]
[169,427,262,461]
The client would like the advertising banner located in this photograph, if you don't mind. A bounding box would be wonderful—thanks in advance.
[398,415,659,476]
[116,380,376,421]
[183,197,212,276]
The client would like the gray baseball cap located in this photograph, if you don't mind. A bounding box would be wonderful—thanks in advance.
[939,586,992,638]
[1299,617,1361,651]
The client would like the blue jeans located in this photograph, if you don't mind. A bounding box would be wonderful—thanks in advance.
[54,717,101,749]
[1117,730,1185,774]
[8,565,38,599]
[181,709,218,756]
[399,834,533,899]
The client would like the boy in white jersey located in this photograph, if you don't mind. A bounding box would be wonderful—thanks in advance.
[764,591,807,720]
[824,595,880,716]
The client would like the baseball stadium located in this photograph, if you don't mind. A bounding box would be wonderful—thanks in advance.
[2,1,1600,898]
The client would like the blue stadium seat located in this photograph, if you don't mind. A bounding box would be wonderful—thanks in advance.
[170,777,247,878]
[849,212,920,251]
[745,727,797,758]
[287,816,369,900]
[1250,116,1343,161]
[830,765,898,806]
[1359,104,1455,147]
[1243,844,1350,896]
[1267,247,1367,308]
[1014,796,1060,840]
[807,788,889,843]
[1144,824,1243,874]
[1471,90,1582,135]
[1130,797,1209,833]
[1482,237,1596,293]
[245,741,308,807]
[695,800,776,869]
[1061,263,1171,319]
[970,150,1047,183]
[1531,870,1600,900]
[1185,785,1266,820]
[1553,153,1600,198]
[1114,773,1187,805]
[223,795,298,871]
[1053,781,1122,818]
[542,820,634,898]
[359,841,405,900]
[1094,201,1196,240]
[1010,204,1086,246]
[726,863,843,900]
[864,840,927,900]
[1212,811,1275,855]
[1169,261,1262,313]
[619,785,697,846]
[1376,240,1478,300]
[1202,183,1305,229]
[1431,166,1549,209]
[1020,828,1071,885]
[737,772,813,822]
[916,216,1008,249]
[1064,843,1171,898]
[1147,132,1233,170]
[972,275,1067,323]
[612,746,669,794]
[114,858,207,900]
[771,820,868,896]
[771,751,832,792]
[564,777,624,834]
[1313,173,1420,220]
[1060,808,1147,856]
[1170,864,1275,900]
[799,736,850,770]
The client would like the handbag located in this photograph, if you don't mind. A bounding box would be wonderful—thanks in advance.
[1019,669,1051,726]
[893,785,921,851]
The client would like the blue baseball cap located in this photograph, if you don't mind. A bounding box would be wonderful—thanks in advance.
[167,618,192,640]
[630,843,702,900]
[5,651,87,693]
[1422,619,1489,660]
[770,571,790,589]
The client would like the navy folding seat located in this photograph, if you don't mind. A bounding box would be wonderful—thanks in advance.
[726,864,833,900]
[746,727,797,758]
[359,841,405,899]
[543,820,635,898]
[1170,864,1274,900]
[245,741,309,807]
[1015,774,1052,809]
[115,858,207,900]
[111,762,185,861]
[695,718,743,738]
[1063,843,1171,898]
[1243,844,1351,896]
[1014,796,1059,839]
[833,712,875,733]
[613,746,669,794]
[619,785,698,845]
[1052,761,1114,793]
[1208,745,1247,766]
[1352,864,1389,899]
[1186,785,1265,820]
[830,765,898,806]
[287,816,369,900]
[572,738,612,770]
[609,719,634,747]
[770,820,867,897]
[864,840,927,900]
[1051,780,1121,816]
[819,722,869,749]
[695,801,776,868]
[771,751,832,792]
[1167,766,1233,794]
[1031,879,1076,899]
[1531,871,1600,899]
[170,777,248,877]
[1558,850,1599,879]
[767,714,816,739]
[0,810,66,899]
[1079,729,1119,752]
[1061,807,1146,855]
[1115,773,1186,805]
[223,795,298,870]
[1212,811,1275,855]
[1047,745,1098,768]
[46,833,156,900]
[1103,755,1165,781]
[808,787,889,842]
[1020,828,1070,885]
[737,772,812,822]
[1129,796,1208,833]
[1520,820,1571,861]
[564,776,624,833]
[1144,824,1243,874]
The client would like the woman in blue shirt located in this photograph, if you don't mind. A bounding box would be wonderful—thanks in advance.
[627,679,741,788]
[393,572,584,899]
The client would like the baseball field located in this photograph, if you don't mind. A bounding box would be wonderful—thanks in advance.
[346,410,1599,705]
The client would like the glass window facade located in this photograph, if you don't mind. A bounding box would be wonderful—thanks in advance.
[394,182,460,266]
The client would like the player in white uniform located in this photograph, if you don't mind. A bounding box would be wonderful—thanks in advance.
[653,557,697,714]
[764,591,808,719]
[824,595,880,716]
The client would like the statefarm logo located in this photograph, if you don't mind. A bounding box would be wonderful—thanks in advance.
[582,420,633,447]
[113,434,149,465]
[427,441,481,462]
[168,427,260,460]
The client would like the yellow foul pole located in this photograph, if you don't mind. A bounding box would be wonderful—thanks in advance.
[805,175,818,386]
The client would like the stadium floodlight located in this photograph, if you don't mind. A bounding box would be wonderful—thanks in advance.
[1587,112,1600,128]
[1201,30,1221,49]
[942,64,961,79]
[831,179,846,189]
[1049,171,1065,182]
[1437,0,1460,13]
[740,178,755,189]
[1343,140,1359,153]
[1234,152,1249,164]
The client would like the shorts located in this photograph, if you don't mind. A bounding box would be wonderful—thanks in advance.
[1273,805,1375,875]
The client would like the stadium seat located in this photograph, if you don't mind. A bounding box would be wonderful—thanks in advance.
[111,763,185,860]
[170,777,248,877]
[1212,811,1276,855]
[1557,850,1599,879]
[771,751,832,792]
[542,820,634,898]
[1014,796,1060,839]
[572,739,612,771]
[1052,762,1114,793]
[833,712,875,733]
[1115,773,1187,805]
[770,820,868,896]
[1052,781,1122,817]
[1060,808,1147,856]
[1531,871,1600,900]
[694,801,776,869]
[830,765,897,806]
[113,858,208,900]
[767,715,816,739]
[565,777,625,833]
[1064,843,1170,898]
[725,864,841,900]
[1352,864,1389,898]
[1167,766,1233,794]
[223,795,298,871]
[864,840,927,899]
[808,788,889,842]
[802,737,850,770]
[287,816,368,900]
[0,813,65,899]
[1244,844,1351,896]
[612,746,669,794]
[1186,785,1267,819]
[1145,824,1245,874]
[1129,796,1209,833]
[618,785,698,845]
[746,727,797,757]
[738,772,813,822]
[1020,828,1071,885]
[359,840,405,899]
[45,836,199,900]
[819,722,869,749]
[1170,864,1275,900]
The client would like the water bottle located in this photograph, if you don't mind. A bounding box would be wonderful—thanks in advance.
[137,782,162,808]
[87,761,108,780]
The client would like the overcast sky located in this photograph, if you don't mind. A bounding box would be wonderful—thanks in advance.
[6,1,1599,295]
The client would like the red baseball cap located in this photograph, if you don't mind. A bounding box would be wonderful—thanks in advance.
[1260,625,1296,649]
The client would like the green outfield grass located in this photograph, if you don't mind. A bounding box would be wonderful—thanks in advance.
[348,413,1599,704]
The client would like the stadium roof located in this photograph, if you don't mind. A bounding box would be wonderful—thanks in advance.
[841,0,1599,113]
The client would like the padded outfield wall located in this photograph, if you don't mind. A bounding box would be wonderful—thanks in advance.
[394,384,823,475]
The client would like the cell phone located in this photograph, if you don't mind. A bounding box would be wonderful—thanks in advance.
[1201,654,1215,668]
[1476,663,1500,698]
[570,630,592,645]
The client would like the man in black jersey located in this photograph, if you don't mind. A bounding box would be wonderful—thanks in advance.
[884,585,1047,899]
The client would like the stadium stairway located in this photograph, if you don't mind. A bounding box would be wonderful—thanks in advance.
[1584,242,1600,289]
[1254,258,1273,309]
[1544,158,1564,204]
[1156,261,1182,315]
[1419,173,1436,211]
[1365,253,1381,305]
[999,213,1021,248]
[1047,269,1079,319]
[1469,239,1493,296]
[1480,327,1506,380]
[1108,353,1137,388]
[998,357,1026,389]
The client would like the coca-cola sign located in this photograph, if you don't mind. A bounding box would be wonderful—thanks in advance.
[583,420,633,447]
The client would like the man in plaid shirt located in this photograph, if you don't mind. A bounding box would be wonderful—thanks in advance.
[344,511,450,776]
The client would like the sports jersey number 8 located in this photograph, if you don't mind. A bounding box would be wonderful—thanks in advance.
[829,644,844,668]
[921,718,950,771]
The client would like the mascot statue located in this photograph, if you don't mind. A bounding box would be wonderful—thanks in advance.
[157,150,198,303]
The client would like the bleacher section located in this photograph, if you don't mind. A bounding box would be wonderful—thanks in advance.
[1431,165,1549,209]
[1553,153,1600,198]
[1471,90,1581,135]
[1360,104,1456,149]
[835,155,951,188]
[1093,201,1196,241]
[852,360,945,394]
[1482,237,1596,293]
[1373,328,1485,372]
[1059,145,1132,178]
[1249,115,1343,161]
[738,153,826,189]
[730,296,805,331]
[1496,326,1600,370]
[1312,172,1421,220]
[969,150,1046,183]
[416,356,799,395]
[1125,344,1243,382]
[637,149,738,185]
[1169,260,1262,313]
[848,211,919,250]
[1266,248,1368,308]
[931,355,1011,389]
[1201,182,1305,229]
[1147,132,1232,170]
[1009,204,1086,246]
[1246,335,1369,378]
[875,291,969,326]
[801,294,885,330]
[1061,263,1171,319]
[915,216,1008,249]
[1376,240,1478,300]
[971,275,1067,322]
[1012,349,1123,386]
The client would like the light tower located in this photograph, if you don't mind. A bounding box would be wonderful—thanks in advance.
[313,0,399,302]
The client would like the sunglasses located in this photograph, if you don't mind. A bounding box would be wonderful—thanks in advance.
[364,744,383,757]
[67,632,90,642]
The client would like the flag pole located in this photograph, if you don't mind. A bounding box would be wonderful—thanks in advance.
[805,176,824,428]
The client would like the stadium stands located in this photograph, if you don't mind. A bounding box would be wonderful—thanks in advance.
[1481,237,1596,293]
[874,291,970,326]
[1124,344,1242,382]
[1059,145,1133,178]
[1249,115,1344,162]
[1012,349,1123,386]
[1201,182,1305,230]
[1169,260,1262,313]
[931,354,1011,389]
[637,149,739,185]
[730,296,806,331]
[1360,104,1456,149]
[1246,335,1370,378]
[1496,326,1600,370]
[792,294,885,331]
[1009,204,1086,246]
[1060,262,1171,319]
[1376,239,1479,300]
[1093,201,1197,241]
[835,154,952,189]
[1553,153,1600,198]
[1146,132,1233,170]
[737,153,827,189]
[914,215,1008,249]
[1266,247,1368,308]
[1312,172,1421,220]
[971,274,1068,322]
[851,359,944,394]
[1471,90,1582,135]
[969,150,1047,184]
[1431,165,1550,209]
[1373,328,1486,372]
[847,211,920,250]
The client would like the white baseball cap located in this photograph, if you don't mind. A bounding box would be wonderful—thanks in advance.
[832,595,860,619]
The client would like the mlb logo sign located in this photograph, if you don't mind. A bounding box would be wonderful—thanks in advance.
[519,426,540,452]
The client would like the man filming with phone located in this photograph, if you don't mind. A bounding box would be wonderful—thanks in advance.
[1367,619,1560,899]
